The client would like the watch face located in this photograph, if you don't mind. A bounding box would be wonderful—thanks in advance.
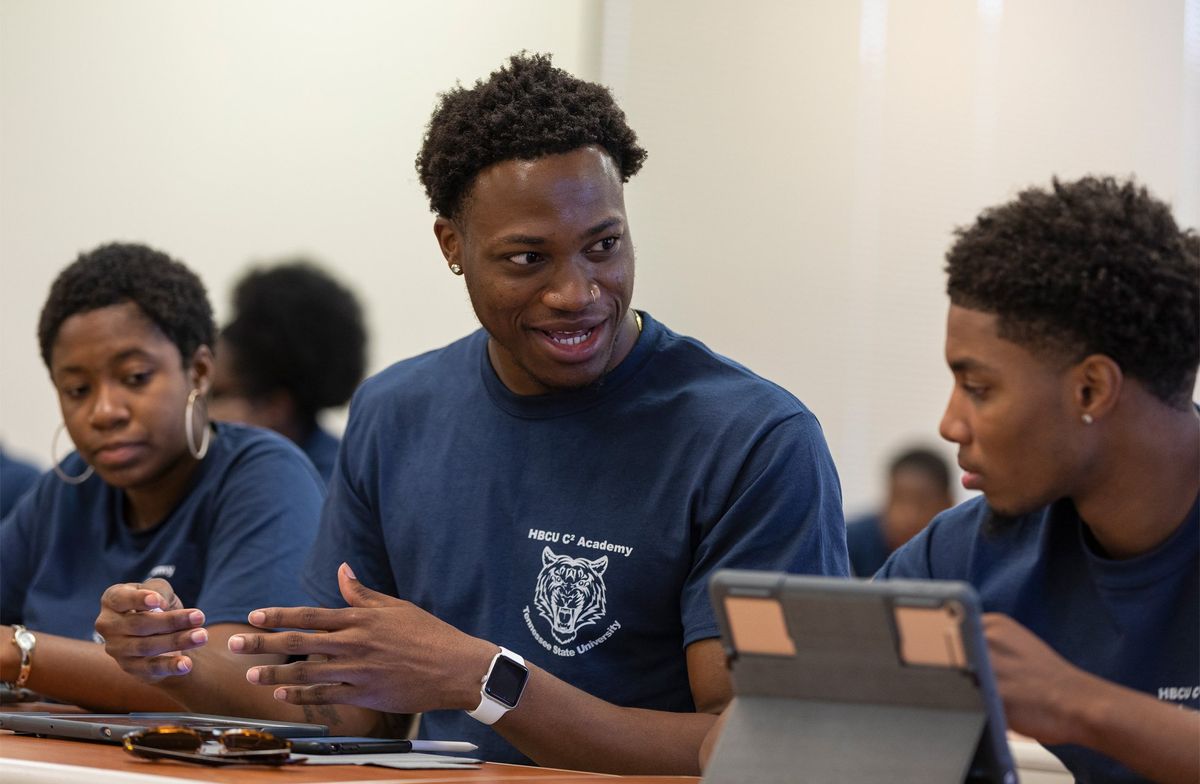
[484,655,529,708]
[14,629,34,650]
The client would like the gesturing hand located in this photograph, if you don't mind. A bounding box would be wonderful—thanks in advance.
[95,579,208,682]
[983,613,1097,746]
[229,563,497,714]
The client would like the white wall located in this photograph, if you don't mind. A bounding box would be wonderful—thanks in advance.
[2,0,1197,515]
[0,0,601,463]
[607,0,1198,514]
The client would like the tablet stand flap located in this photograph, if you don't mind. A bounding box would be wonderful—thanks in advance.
[702,696,987,784]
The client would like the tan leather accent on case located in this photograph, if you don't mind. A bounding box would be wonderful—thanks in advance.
[725,596,796,655]
[894,603,967,668]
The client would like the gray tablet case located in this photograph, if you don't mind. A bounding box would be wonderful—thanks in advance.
[704,571,1017,784]
[0,712,328,743]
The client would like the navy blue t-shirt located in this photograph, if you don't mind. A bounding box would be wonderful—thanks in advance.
[304,312,848,763]
[0,448,40,519]
[845,513,890,577]
[300,425,340,485]
[878,495,1199,783]
[1,423,324,641]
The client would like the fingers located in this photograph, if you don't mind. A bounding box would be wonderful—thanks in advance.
[103,624,208,683]
[337,562,389,608]
[981,612,1011,630]
[228,629,338,657]
[245,659,357,687]
[100,582,181,614]
[982,613,1030,656]
[271,682,360,706]
[141,578,182,611]
[95,579,206,683]
[97,607,204,639]
[130,653,197,679]
[245,605,355,632]
[111,626,210,659]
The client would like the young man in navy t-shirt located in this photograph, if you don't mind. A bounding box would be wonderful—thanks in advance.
[878,177,1198,784]
[101,54,847,772]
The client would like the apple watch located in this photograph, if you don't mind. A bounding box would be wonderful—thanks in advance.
[11,625,36,688]
[466,647,529,725]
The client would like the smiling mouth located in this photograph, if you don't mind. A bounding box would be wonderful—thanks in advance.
[544,328,594,346]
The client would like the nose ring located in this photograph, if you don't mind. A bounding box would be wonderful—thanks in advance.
[589,285,598,305]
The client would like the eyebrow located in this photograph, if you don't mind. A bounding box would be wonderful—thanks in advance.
[495,218,624,247]
[948,358,991,373]
[55,348,156,375]
[578,218,623,240]
[496,233,546,246]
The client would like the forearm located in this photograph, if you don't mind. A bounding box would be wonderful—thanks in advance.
[1073,678,1199,784]
[5,632,183,711]
[160,661,382,736]
[495,664,719,775]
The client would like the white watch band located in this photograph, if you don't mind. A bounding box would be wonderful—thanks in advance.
[466,647,526,725]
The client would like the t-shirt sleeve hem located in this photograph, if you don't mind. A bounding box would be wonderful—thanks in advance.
[682,624,721,650]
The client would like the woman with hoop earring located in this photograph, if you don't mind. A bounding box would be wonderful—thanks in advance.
[0,243,325,714]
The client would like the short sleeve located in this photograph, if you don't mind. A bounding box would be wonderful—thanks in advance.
[192,443,325,625]
[0,479,44,624]
[302,398,397,608]
[680,411,848,647]
[1,454,40,518]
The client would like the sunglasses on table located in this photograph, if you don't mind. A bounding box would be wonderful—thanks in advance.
[122,725,300,766]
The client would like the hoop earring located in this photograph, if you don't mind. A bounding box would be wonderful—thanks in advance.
[185,389,211,460]
[51,423,94,484]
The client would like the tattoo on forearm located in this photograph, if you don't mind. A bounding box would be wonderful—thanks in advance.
[301,704,343,728]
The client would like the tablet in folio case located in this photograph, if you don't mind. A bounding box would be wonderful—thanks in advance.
[0,712,328,743]
[704,571,1017,784]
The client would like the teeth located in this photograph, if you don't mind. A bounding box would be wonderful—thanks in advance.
[548,329,591,346]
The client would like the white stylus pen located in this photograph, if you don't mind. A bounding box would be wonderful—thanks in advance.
[408,740,479,753]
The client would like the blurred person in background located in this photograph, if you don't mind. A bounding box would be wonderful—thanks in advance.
[0,447,39,518]
[845,446,953,576]
[208,260,367,483]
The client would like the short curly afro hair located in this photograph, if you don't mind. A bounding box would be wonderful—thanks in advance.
[38,242,215,369]
[946,176,1199,409]
[416,52,647,219]
[220,261,367,423]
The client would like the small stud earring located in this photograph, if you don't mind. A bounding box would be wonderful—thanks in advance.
[1081,413,1094,425]
[450,263,463,276]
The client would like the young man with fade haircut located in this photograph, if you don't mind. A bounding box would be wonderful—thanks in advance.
[98,53,847,774]
[878,176,1198,784]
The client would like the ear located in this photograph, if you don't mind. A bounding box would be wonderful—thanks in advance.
[590,556,609,576]
[542,546,557,566]
[187,345,215,396]
[433,216,464,271]
[1071,353,1122,423]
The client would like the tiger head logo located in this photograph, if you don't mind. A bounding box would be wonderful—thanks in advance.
[534,547,609,644]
